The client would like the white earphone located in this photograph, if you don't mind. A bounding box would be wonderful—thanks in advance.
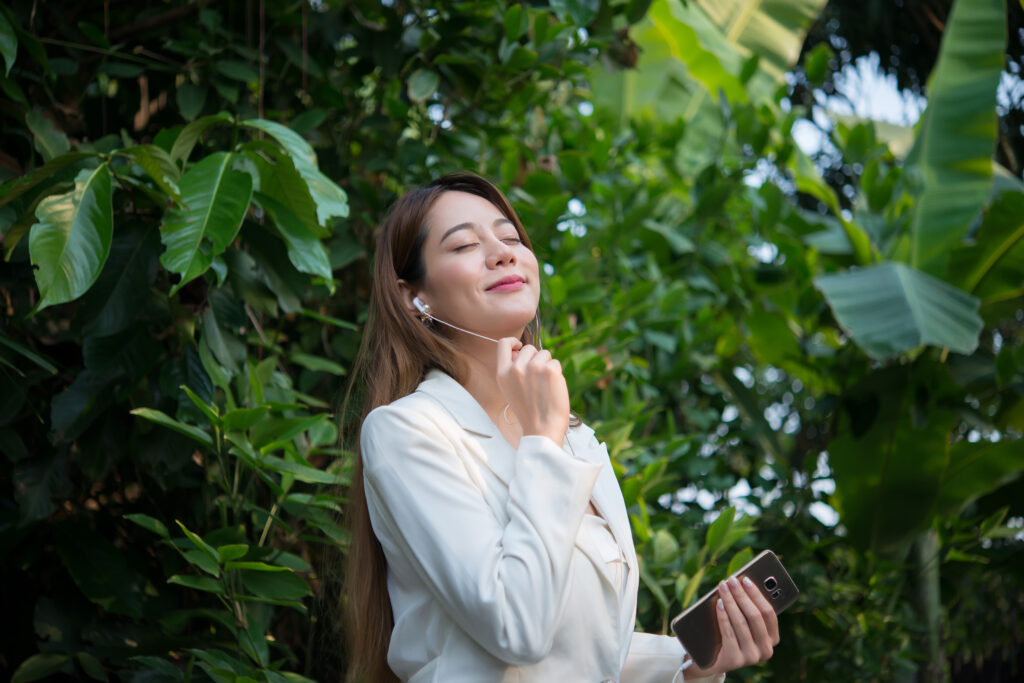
[410,295,501,344]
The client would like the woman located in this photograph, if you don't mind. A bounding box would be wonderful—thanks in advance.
[344,174,779,682]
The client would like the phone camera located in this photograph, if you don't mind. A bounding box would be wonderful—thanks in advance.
[763,576,778,590]
[771,589,782,600]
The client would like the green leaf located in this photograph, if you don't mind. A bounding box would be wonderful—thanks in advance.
[130,407,213,447]
[726,547,754,576]
[289,351,346,375]
[26,109,70,161]
[77,222,159,336]
[407,68,439,103]
[299,307,359,331]
[0,334,57,373]
[0,10,17,76]
[247,144,324,237]
[0,151,94,209]
[160,152,253,294]
[176,82,206,121]
[551,0,600,26]
[11,653,69,683]
[251,414,329,448]
[121,145,182,201]
[240,119,348,226]
[651,528,679,563]
[129,656,184,681]
[240,567,311,600]
[259,454,342,484]
[168,574,224,594]
[28,164,114,312]
[169,112,232,166]
[217,544,249,562]
[254,191,334,289]
[815,262,983,360]
[803,42,833,86]
[175,520,221,566]
[75,652,108,682]
[216,59,259,82]
[125,513,170,539]
[183,549,220,576]
[222,406,271,432]
[637,561,669,610]
[705,506,736,556]
[180,384,220,426]
[829,367,956,557]
[948,191,1024,303]
[908,0,1006,275]
[935,440,1024,516]
[692,0,828,86]
[225,561,292,572]
[504,4,527,41]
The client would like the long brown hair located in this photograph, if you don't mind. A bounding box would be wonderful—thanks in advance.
[342,173,537,683]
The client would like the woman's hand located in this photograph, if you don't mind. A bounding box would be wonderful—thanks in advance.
[684,576,780,679]
[495,337,570,445]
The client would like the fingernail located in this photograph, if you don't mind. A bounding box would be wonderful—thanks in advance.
[728,577,740,589]
[719,580,729,594]
[742,576,754,587]
[717,598,724,611]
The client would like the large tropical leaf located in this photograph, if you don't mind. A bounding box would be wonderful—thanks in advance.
[589,0,826,124]
[240,119,348,227]
[934,440,1024,517]
[948,191,1024,305]
[253,191,334,290]
[691,0,829,88]
[247,143,323,238]
[28,165,113,313]
[815,262,982,360]
[829,366,956,558]
[159,152,252,295]
[908,0,1006,276]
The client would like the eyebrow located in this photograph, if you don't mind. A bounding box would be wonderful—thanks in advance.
[438,217,515,244]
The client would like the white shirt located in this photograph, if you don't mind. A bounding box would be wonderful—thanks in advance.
[361,369,724,683]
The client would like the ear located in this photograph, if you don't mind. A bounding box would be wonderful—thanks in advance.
[397,280,421,315]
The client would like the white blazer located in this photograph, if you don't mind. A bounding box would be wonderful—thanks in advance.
[361,369,724,683]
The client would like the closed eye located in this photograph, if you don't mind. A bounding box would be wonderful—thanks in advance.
[452,243,478,252]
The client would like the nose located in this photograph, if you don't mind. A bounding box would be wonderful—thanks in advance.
[486,235,516,268]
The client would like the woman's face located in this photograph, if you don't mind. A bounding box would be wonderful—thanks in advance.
[411,190,540,341]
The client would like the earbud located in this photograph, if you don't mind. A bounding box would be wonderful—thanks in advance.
[408,294,501,344]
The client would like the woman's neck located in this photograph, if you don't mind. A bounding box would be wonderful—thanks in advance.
[453,330,522,420]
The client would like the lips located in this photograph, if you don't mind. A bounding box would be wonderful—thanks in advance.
[486,275,525,291]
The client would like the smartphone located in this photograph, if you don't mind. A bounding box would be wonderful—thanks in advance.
[670,550,798,670]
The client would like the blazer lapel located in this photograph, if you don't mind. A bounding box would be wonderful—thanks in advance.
[416,371,636,570]
[414,369,516,486]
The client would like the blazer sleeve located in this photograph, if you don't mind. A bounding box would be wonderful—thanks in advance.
[360,403,602,666]
[621,632,726,683]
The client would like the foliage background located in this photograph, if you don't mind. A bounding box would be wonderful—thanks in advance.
[1,1,1022,682]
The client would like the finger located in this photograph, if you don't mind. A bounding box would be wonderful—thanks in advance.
[513,344,538,371]
[730,577,773,660]
[529,349,552,368]
[496,338,519,374]
[719,579,759,665]
[742,576,780,646]
[713,590,740,670]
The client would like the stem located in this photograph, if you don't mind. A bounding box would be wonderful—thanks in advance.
[258,502,278,547]
[914,528,946,682]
